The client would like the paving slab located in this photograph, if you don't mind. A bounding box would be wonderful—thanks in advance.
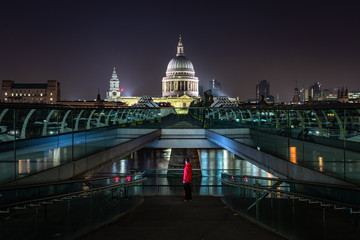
[77,196,286,240]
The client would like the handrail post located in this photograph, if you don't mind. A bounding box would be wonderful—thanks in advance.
[292,198,296,240]
[90,194,93,229]
[35,207,39,240]
[66,199,71,238]
[322,207,326,240]
[256,190,259,221]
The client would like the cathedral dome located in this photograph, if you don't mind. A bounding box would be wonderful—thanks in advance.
[165,36,195,76]
[166,56,194,73]
[162,35,199,98]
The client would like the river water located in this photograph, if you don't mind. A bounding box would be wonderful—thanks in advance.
[91,148,274,186]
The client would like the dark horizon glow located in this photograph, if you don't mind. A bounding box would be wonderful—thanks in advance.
[1,1,360,102]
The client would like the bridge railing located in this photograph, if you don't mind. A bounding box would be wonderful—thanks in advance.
[0,105,168,184]
[2,105,360,185]
[0,174,146,240]
[220,172,360,240]
[189,106,360,185]
[1,166,359,240]
[0,172,144,207]
[0,106,165,141]
[220,172,360,207]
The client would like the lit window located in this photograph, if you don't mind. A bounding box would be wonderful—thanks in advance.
[4,98,7,101]
[16,93,18,96]
[50,92,53,96]
[40,93,43,96]
[4,92,7,96]
[50,98,53,101]
[40,98,42,101]
[12,93,14,96]
[28,94,30,96]
[20,93,22,96]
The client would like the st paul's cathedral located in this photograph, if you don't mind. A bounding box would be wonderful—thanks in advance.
[105,36,200,107]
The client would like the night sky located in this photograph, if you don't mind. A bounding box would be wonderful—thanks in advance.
[1,1,360,102]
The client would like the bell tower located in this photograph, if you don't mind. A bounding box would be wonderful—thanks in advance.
[106,67,121,101]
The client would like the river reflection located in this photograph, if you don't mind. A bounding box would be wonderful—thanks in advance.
[91,148,274,185]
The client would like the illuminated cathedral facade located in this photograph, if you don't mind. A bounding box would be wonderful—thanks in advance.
[162,35,199,97]
[105,36,200,107]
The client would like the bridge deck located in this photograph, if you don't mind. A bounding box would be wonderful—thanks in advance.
[78,196,286,240]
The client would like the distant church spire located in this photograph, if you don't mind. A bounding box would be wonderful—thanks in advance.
[111,67,119,82]
[96,88,102,103]
[176,34,184,56]
[105,67,121,101]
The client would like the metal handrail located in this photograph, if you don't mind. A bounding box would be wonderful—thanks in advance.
[0,177,147,212]
[220,172,360,190]
[220,178,360,213]
[0,172,145,191]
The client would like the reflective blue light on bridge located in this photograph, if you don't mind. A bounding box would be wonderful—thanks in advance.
[1,105,360,185]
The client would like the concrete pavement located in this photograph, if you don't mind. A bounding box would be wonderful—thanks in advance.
[78,196,286,240]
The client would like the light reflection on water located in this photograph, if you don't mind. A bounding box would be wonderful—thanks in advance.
[199,149,274,185]
[92,148,274,185]
[15,147,67,178]
[18,159,31,174]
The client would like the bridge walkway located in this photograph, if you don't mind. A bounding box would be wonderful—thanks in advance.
[77,196,286,240]
[160,113,203,128]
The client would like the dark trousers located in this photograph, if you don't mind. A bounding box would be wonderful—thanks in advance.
[184,182,192,200]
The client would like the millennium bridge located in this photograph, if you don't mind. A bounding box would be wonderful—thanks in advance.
[0,103,359,240]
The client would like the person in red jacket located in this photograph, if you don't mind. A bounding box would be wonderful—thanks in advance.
[183,158,192,202]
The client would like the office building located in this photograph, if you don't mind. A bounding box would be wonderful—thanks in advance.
[1,80,60,104]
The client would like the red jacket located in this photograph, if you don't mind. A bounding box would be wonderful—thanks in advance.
[183,162,192,183]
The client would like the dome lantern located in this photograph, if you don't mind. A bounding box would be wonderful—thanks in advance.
[176,35,184,56]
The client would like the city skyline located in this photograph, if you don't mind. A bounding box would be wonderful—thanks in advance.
[1,1,360,102]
